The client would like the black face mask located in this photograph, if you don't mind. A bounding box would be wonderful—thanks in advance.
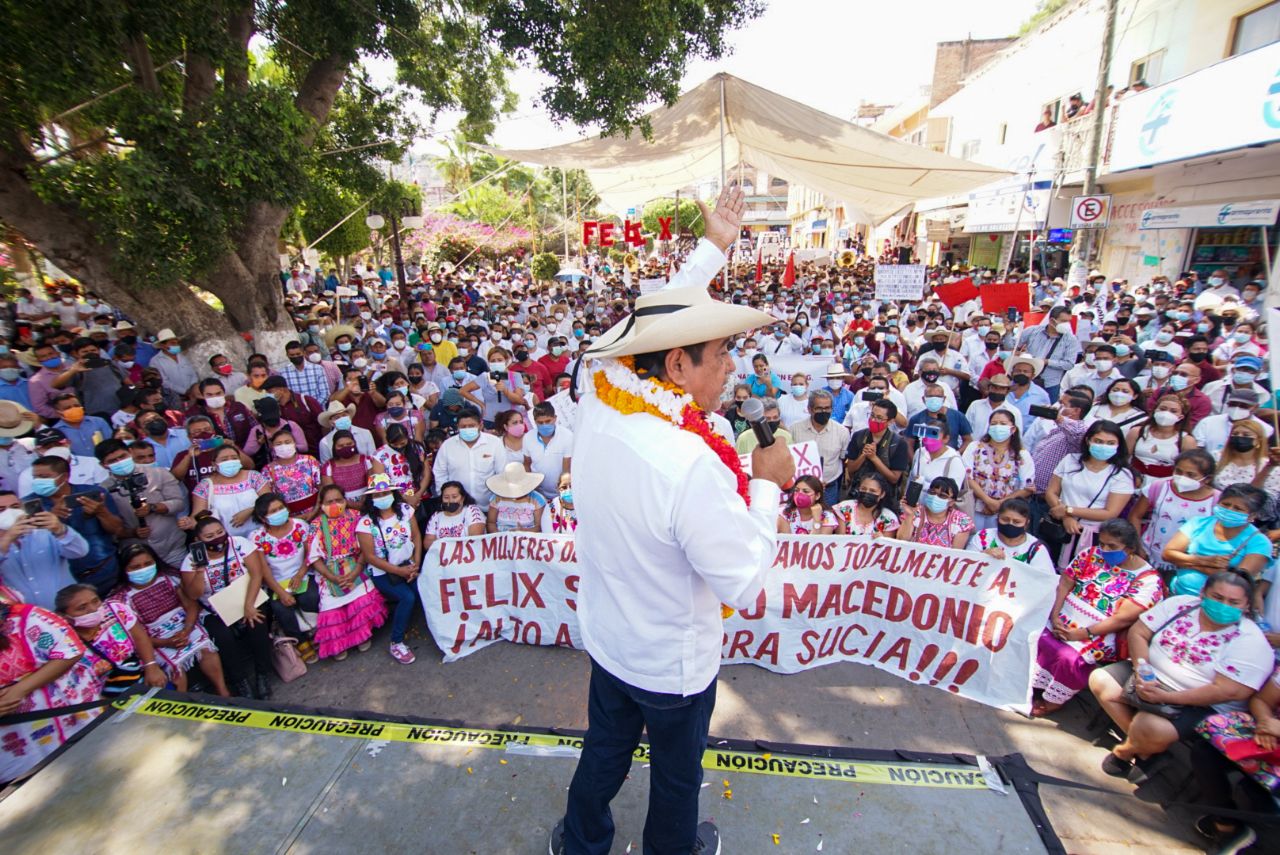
[205,534,228,553]
[997,521,1026,539]
[921,372,940,383]
[514,350,529,362]
[813,412,832,426]
[988,392,1007,403]
[856,491,879,508]
[1010,374,1031,387]
[1229,435,1256,452]
[1187,351,1208,363]
[931,341,947,353]
[440,501,462,513]
[289,355,304,366]
[985,342,998,351]
[766,419,782,432]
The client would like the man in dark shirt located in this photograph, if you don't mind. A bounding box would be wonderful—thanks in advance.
[844,399,910,503]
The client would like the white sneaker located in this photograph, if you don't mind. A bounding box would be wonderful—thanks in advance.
[389,642,416,664]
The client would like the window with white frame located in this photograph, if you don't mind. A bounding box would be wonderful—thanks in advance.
[1129,49,1164,86]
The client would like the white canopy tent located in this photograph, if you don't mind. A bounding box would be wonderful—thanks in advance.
[483,73,1009,226]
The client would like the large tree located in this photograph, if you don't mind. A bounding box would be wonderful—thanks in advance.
[0,0,762,356]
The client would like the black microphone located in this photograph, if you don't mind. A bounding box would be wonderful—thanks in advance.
[740,397,776,449]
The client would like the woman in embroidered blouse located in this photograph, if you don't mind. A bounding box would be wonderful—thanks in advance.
[1033,520,1161,716]
[0,600,93,783]
[972,497,1054,574]
[306,485,387,661]
[56,582,167,696]
[356,474,421,665]
[895,476,973,549]
[262,429,322,516]
[374,423,431,509]
[778,475,838,535]
[1090,572,1275,778]
[1127,448,1218,576]
[373,389,426,446]
[423,482,486,550]
[495,410,531,469]
[189,444,273,538]
[541,472,577,534]
[250,493,318,642]
[108,543,228,695]
[320,430,385,508]
[832,473,899,537]
[962,410,1035,533]
[1126,394,1195,491]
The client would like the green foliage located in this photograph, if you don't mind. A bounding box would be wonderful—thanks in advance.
[1017,0,1068,36]
[642,198,703,240]
[531,252,560,281]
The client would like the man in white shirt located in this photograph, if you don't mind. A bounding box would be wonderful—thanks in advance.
[431,405,503,510]
[1201,354,1269,416]
[789,389,850,505]
[764,323,805,356]
[920,328,970,397]
[522,401,573,501]
[553,187,792,855]
[1192,391,1274,458]
[902,356,957,419]
[964,374,1024,438]
[315,402,377,463]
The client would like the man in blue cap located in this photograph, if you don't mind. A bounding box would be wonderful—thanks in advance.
[1202,354,1268,416]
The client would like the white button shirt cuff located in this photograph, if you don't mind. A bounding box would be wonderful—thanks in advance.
[664,238,726,291]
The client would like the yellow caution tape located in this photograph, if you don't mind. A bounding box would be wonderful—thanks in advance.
[117,697,987,790]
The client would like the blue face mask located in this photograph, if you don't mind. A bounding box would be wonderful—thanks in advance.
[1115,344,1131,357]
[166,345,182,355]
[108,458,136,477]
[1098,548,1127,566]
[559,489,573,504]
[452,370,466,382]
[40,357,63,369]
[1168,374,1189,391]
[924,396,944,413]
[0,437,13,447]
[988,424,1012,442]
[31,477,58,497]
[266,509,290,527]
[1201,598,1243,626]
[1089,443,1117,461]
[458,427,480,442]
[537,423,555,437]
[127,564,158,586]
[337,342,352,353]
[334,416,352,431]
[372,494,395,510]
[1213,505,1250,528]
[885,334,898,344]
[923,493,950,514]
[217,460,243,478]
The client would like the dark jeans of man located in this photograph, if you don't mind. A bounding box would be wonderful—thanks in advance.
[563,658,716,855]
[372,572,419,644]
[269,584,321,638]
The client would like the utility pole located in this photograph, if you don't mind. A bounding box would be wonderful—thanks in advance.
[1073,0,1118,279]
[561,169,569,259]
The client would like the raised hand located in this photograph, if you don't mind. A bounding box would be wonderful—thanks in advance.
[695,185,746,253]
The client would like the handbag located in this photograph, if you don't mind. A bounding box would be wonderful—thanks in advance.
[270,635,307,682]
[1038,468,1117,547]
[1119,604,1200,719]
[87,640,145,697]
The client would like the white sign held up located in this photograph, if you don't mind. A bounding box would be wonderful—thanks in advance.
[874,264,925,301]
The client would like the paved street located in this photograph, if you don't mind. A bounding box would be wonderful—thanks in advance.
[271,617,1270,854]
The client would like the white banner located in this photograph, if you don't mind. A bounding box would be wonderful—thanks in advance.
[1138,200,1280,230]
[638,276,667,294]
[1269,308,1280,388]
[735,354,832,387]
[419,533,1058,712]
[873,264,926,301]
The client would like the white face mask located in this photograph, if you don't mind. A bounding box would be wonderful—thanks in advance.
[1227,406,1252,422]
[1151,365,1171,379]
[1093,359,1113,373]
[1055,322,1073,335]
[1172,474,1202,494]
[1108,391,1133,406]
[393,340,407,350]
[0,507,23,530]
[1152,409,1180,427]
[307,353,323,364]
[205,395,226,409]
[353,357,368,369]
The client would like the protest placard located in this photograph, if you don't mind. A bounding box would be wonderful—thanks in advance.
[738,441,823,482]
[419,533,1058,712]
[874,264,925,301]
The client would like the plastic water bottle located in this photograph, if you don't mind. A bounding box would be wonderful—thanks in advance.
[1136,658,1157,683]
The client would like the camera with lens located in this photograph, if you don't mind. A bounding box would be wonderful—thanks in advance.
[121,472,148,508]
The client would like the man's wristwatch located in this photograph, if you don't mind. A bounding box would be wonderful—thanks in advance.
[1065,506,1074,517]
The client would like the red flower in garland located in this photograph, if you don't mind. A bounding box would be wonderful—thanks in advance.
[680,406,751,507]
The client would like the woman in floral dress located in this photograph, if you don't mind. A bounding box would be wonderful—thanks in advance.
[108,543,228,695]
[374,423,431,507]
[423,482,486,550]
[778,476,838,534]
[1127,448,1218,577]
[541,472,578,534]
[1032,520,1162,715]
[962,410,1035,533]
[250,493,318,642]
[55,583,168,696]
[321,430,385,507]
[832,474,900,537]
[894,476,973,549]
[189,444,273,538]
[263,429,322,516]
[0,600,95,783]
[306,485,387,660]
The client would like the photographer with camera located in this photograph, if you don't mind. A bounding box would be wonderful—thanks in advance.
[49,336,126,421]
[95,438,190,568]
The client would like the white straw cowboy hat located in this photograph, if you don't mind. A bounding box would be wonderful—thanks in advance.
[824,363,850,379]
[584,285,775,360]
[1004,354,1046,377]
[318,401,357,429]
[0,401,34,438]
[486,462,544,499]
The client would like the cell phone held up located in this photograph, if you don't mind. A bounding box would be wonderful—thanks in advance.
[189,541,208,566]
[359,375,371,392]
[904,481,924,507]
[909,423,942,440]
[1029,404,1060,420]
[22,498,43,518]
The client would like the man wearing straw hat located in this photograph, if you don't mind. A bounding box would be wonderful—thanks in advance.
[550,187,794,855]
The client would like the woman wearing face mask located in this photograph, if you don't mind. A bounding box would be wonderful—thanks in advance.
[1145,324,1184,362]
[187,444,273,539]
[748,354,783,399]
[972,497,1054,572]
[423,481,486,549]
[908,418,965,496]
[305,485,387,661]
[180,515,272,697]
[1212,420,1269,491]
[56,582,167,696]
[108,543,228,695]
[320,430,386,507]
[963,410,1035,533]
[1128,449,1219,579]
[895,476,973,549]
[1032,520,1161,717]
[262,429,322,516]
[778,476,838,535]
[356,474,421,666]
[494,410,532,469]
[374,422,431,514]
[1091,378,1148,430]
[1211,320,1262,367]
[477,346,529,426]
[374,390,426,446]
[1046,421,1136,568]
[0,596,100,783]
[1126,395,1195,491]
[541,472,577,534]
[1163,485,1271,598]
[1090,572,1274,781]
[248,494,318,648]
[832,473,899,537]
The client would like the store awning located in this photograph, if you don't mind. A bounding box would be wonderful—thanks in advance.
[1137,199,1280,230]
[481,73,1008,225]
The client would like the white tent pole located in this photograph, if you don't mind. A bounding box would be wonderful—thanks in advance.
[719,75,728,291]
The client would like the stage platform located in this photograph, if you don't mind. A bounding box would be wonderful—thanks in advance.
[0,692,1065,853]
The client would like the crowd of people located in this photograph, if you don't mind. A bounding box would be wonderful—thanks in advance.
[1,248,1278,848]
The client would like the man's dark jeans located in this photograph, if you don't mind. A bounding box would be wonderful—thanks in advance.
[563,658,716,855]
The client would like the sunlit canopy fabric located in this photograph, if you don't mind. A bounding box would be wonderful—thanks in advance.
[483,73,1009,225]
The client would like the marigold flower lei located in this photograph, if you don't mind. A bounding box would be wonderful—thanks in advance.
[593,356,750,507]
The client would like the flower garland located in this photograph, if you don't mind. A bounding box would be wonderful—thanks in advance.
[593,356,751,507]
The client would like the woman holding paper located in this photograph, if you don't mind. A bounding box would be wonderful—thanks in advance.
[179,515,273,699]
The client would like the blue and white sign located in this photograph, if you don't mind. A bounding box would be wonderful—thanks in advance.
[1110,40,1280,172]
[1137,199,1280,230]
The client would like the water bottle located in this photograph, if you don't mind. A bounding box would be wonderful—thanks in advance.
[1136,658,1157,683]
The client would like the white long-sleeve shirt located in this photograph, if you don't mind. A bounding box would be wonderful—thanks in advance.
[431,431,504,510]
[574,396,780,696]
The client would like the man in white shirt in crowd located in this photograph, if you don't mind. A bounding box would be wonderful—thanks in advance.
[315,402,377,463]
[902,355,957,420]
[1192,391,1274,458]
[1201,354,1269,416]
[431,405,503,510]
[552,187,792,855]
[965,374,1024,439]
[921,328,970,399]
[523,401,573,501]
[789,389,850,506]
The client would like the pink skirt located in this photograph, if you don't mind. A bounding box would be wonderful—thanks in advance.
[313,590,387,658]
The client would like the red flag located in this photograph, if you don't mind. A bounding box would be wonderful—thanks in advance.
[979,282,1032,315]
[754,249,763,283]
[933,277,979,309]
[781,251,795,287]
[1025,311,1076,333]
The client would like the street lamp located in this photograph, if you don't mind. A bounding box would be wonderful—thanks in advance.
[365,199,421,306]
